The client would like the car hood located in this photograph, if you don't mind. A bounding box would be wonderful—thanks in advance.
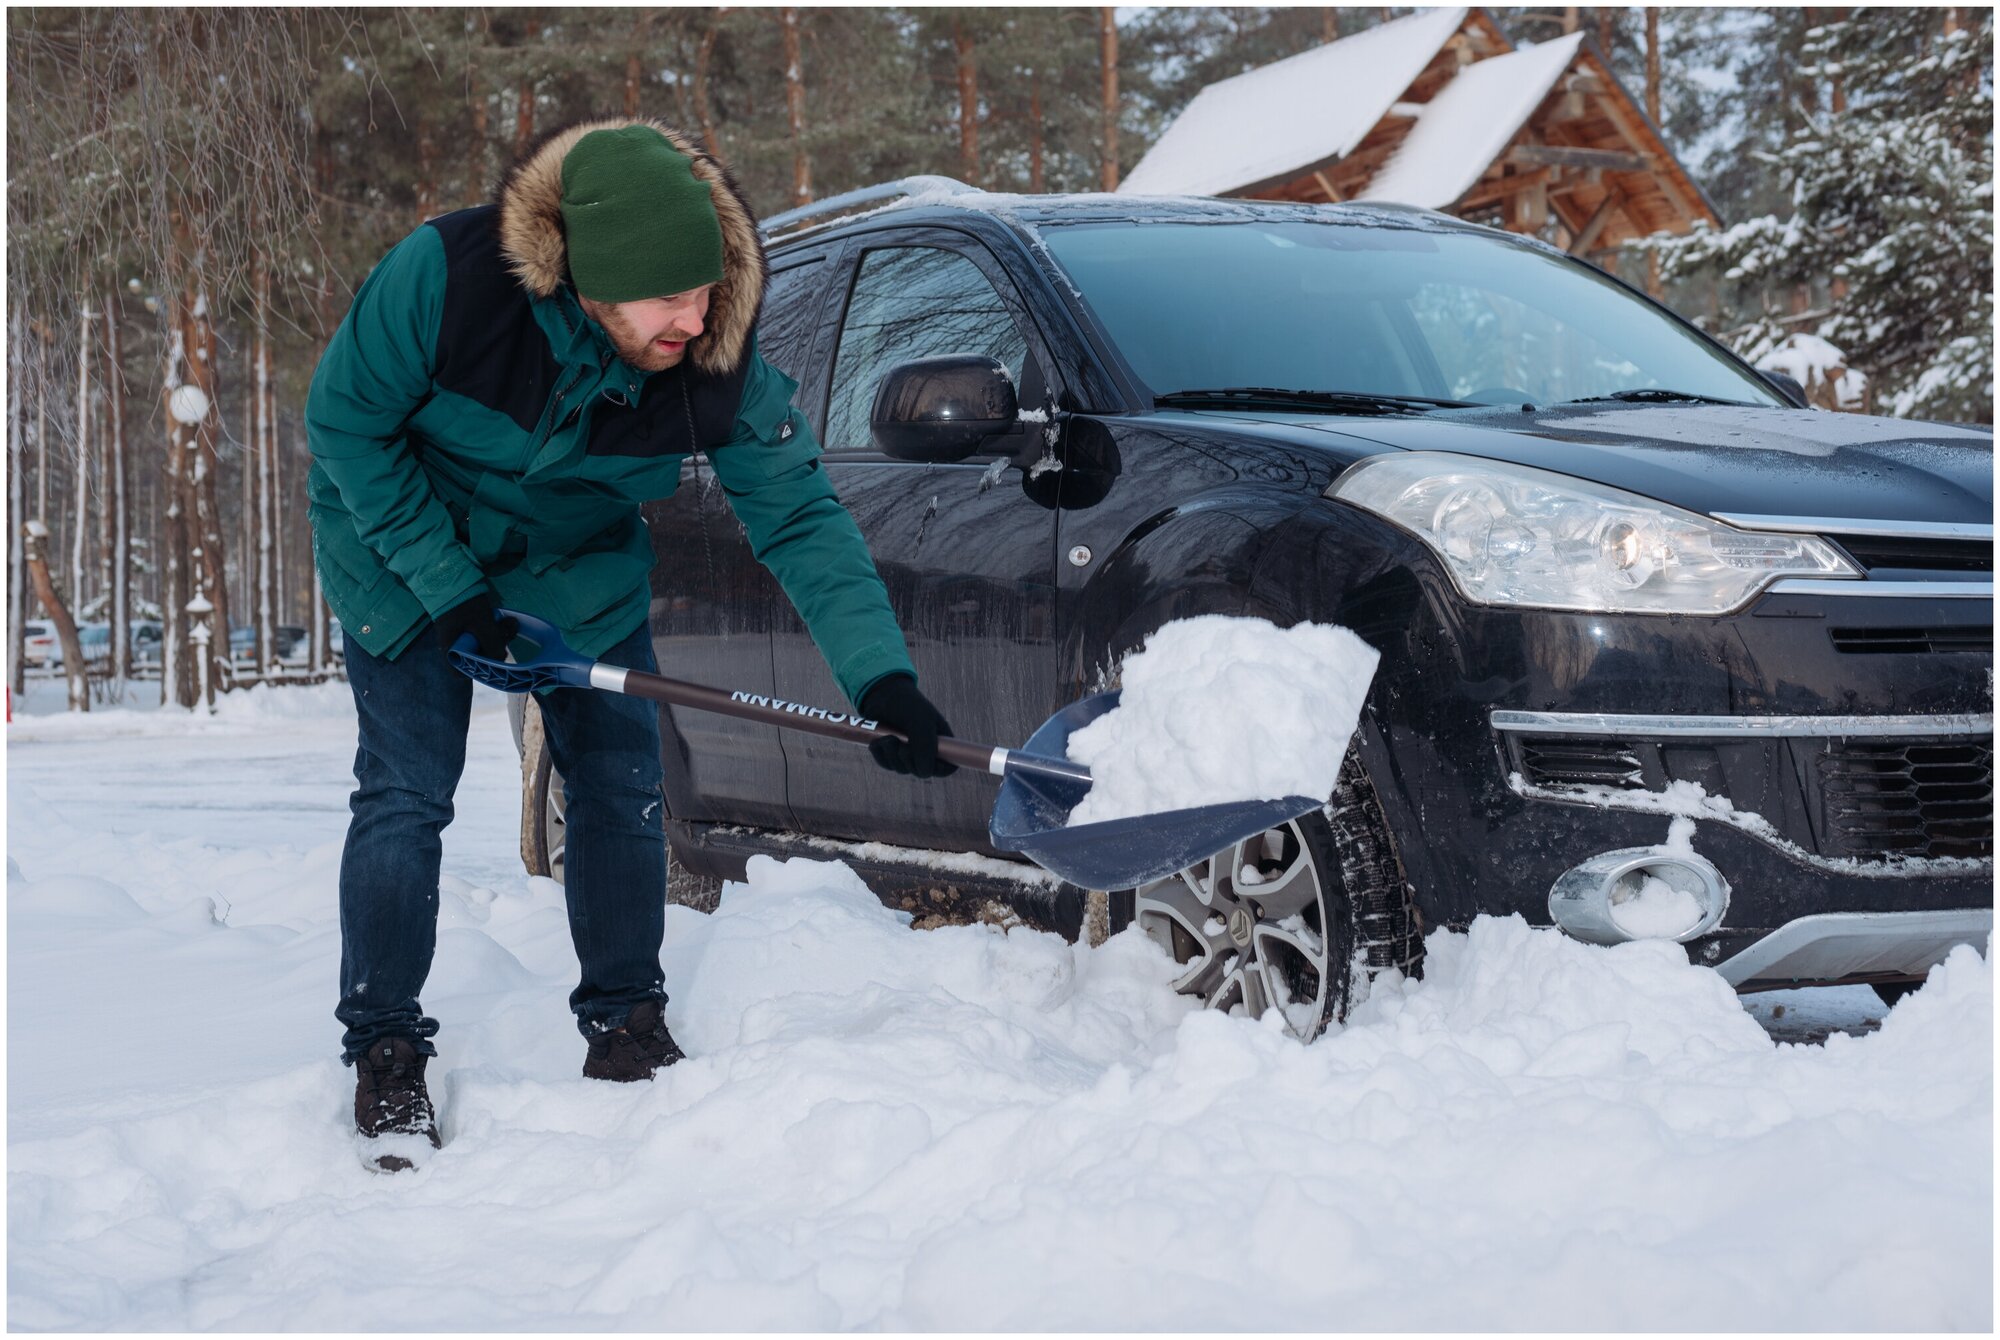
[1287,403,1993,526]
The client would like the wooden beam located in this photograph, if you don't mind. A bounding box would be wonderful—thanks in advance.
[1312,169,1342,203]
[1457,166,1552,210]
[1509,143,1651,173]
[1548,166,1604,197]
[1567,189,1625,254]
[1579,53,1710,227]
[1512,176,1549,231]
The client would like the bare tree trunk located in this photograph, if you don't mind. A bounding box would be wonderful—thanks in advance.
[240,376,255,632]
[694,9,727,155]
[36,336,48,521]
[514,74,534,158]
[271,381,285,630]
[954,19,979,188]
[8,310,26,696]
[1828,6,1848,114]
[624,12,652,117]
[1562,7,1579,34]
[1099,8,1119,191]
[1323,9,1340,43]
[104,294,131,689]
[1645,8,1661,124]
[72,304,93,614]
[1596,7,1614,57]
[255,250,275,675]
[1029,67,1045,192]
[466,24,489,204]
[311,541,329,673]
[169,213,232,704]
[162,310,195,708]
[161,474,187,706]
[24,522,87,711]
[781,9,812,204]
[95,354,112,611]
[416,116,438,226]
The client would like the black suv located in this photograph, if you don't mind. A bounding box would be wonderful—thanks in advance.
[513,181,1993,1042]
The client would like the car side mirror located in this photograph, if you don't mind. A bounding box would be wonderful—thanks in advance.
[870,355,1019,463]
[1763,370,1809,408]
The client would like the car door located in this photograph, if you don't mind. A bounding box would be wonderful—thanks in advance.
[770,230,1065,852]
[645,249,838,829]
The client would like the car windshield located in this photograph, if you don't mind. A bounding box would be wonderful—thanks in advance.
[1038,219,1783,409]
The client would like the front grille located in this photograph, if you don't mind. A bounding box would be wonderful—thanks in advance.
[1830,534,1993,573]
[1518,738,1645,789]
[1818,738,1994,860]
[1831,625,1994,654]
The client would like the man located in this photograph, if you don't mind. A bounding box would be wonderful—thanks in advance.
[306,119,954,1171]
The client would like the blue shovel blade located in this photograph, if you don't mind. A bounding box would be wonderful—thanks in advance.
[989,690,1322,890]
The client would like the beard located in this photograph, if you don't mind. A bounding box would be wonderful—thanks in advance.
[595,304,696,374]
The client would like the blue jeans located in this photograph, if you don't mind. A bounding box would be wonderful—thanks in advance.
[335,618,668,1063]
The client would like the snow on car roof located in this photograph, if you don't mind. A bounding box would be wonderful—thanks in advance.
[1115,6,1471,197]
[839,186,1479,234]
[1360,31,1587,210]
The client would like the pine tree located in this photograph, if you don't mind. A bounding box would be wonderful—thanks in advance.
[1646,8,1993,423]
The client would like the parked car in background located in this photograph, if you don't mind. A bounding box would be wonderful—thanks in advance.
[508,183,1991,1042]
[131,621,163,666]
[75,623,113,670]
[23,620,57,667]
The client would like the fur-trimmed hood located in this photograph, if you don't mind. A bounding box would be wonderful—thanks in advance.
[495,118,767,378]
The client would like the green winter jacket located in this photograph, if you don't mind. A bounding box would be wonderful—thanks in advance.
[305,117,916,707]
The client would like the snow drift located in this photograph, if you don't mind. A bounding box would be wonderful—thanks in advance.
[6,675,1990,1330]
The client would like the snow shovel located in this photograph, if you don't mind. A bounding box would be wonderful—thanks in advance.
[450,611,1322,890]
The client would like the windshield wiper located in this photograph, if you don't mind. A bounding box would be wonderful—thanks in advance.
[1561,388,1751,407]
[1155,386,1479,415]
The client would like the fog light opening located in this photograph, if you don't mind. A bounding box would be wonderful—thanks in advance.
[1549,848,1731,946]
[1607,865,1707,940]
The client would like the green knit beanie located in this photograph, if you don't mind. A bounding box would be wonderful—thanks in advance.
[560,126,725,303]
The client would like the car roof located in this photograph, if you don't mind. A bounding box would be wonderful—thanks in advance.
[765,180,1539,256]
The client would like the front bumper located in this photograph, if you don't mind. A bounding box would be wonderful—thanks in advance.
[1352,574,1993,985]
[1712,908,1992,990]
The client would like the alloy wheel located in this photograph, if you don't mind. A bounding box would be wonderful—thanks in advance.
[1132,817,1341,1040]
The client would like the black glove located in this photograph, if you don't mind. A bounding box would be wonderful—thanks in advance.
[432,592,518,659]
[859,674,958,778]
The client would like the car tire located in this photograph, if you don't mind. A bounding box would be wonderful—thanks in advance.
[1111,742,1423,1043]
[520,702,724,912]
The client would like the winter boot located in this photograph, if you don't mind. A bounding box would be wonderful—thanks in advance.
[583,1000,685,1082]
[354,1037,441,1172]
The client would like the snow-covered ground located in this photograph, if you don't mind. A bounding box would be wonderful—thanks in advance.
[7,679,1992,1330]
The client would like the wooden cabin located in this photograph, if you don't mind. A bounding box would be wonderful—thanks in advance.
[1118,7,1720,274]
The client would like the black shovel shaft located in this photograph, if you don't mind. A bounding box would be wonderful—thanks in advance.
[587,661,1090,785]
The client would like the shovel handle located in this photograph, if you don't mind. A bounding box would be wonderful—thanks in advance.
[595,660,1089,786]
[456,610,1090,787]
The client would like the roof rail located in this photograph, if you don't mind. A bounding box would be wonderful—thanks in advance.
[760,175,973,240]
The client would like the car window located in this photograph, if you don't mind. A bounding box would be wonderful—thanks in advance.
[1408,282,1642,403]
[824,246,1029,452]
[757,259,826,384]
[1040,220,1782,407]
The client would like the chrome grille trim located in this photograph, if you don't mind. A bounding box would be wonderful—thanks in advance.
[1491,710,1993,739]
[1765,579,1993,599]
[1712,515,1995,541]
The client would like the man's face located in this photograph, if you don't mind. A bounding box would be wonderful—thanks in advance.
[579,284,714,373]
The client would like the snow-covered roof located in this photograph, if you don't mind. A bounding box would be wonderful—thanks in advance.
[1117,7,1471,198]
[1359,31,1586,209]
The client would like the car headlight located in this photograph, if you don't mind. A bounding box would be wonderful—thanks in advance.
[1329,452,1860,614]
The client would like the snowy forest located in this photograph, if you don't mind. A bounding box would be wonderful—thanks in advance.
[6,6,1993,712]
